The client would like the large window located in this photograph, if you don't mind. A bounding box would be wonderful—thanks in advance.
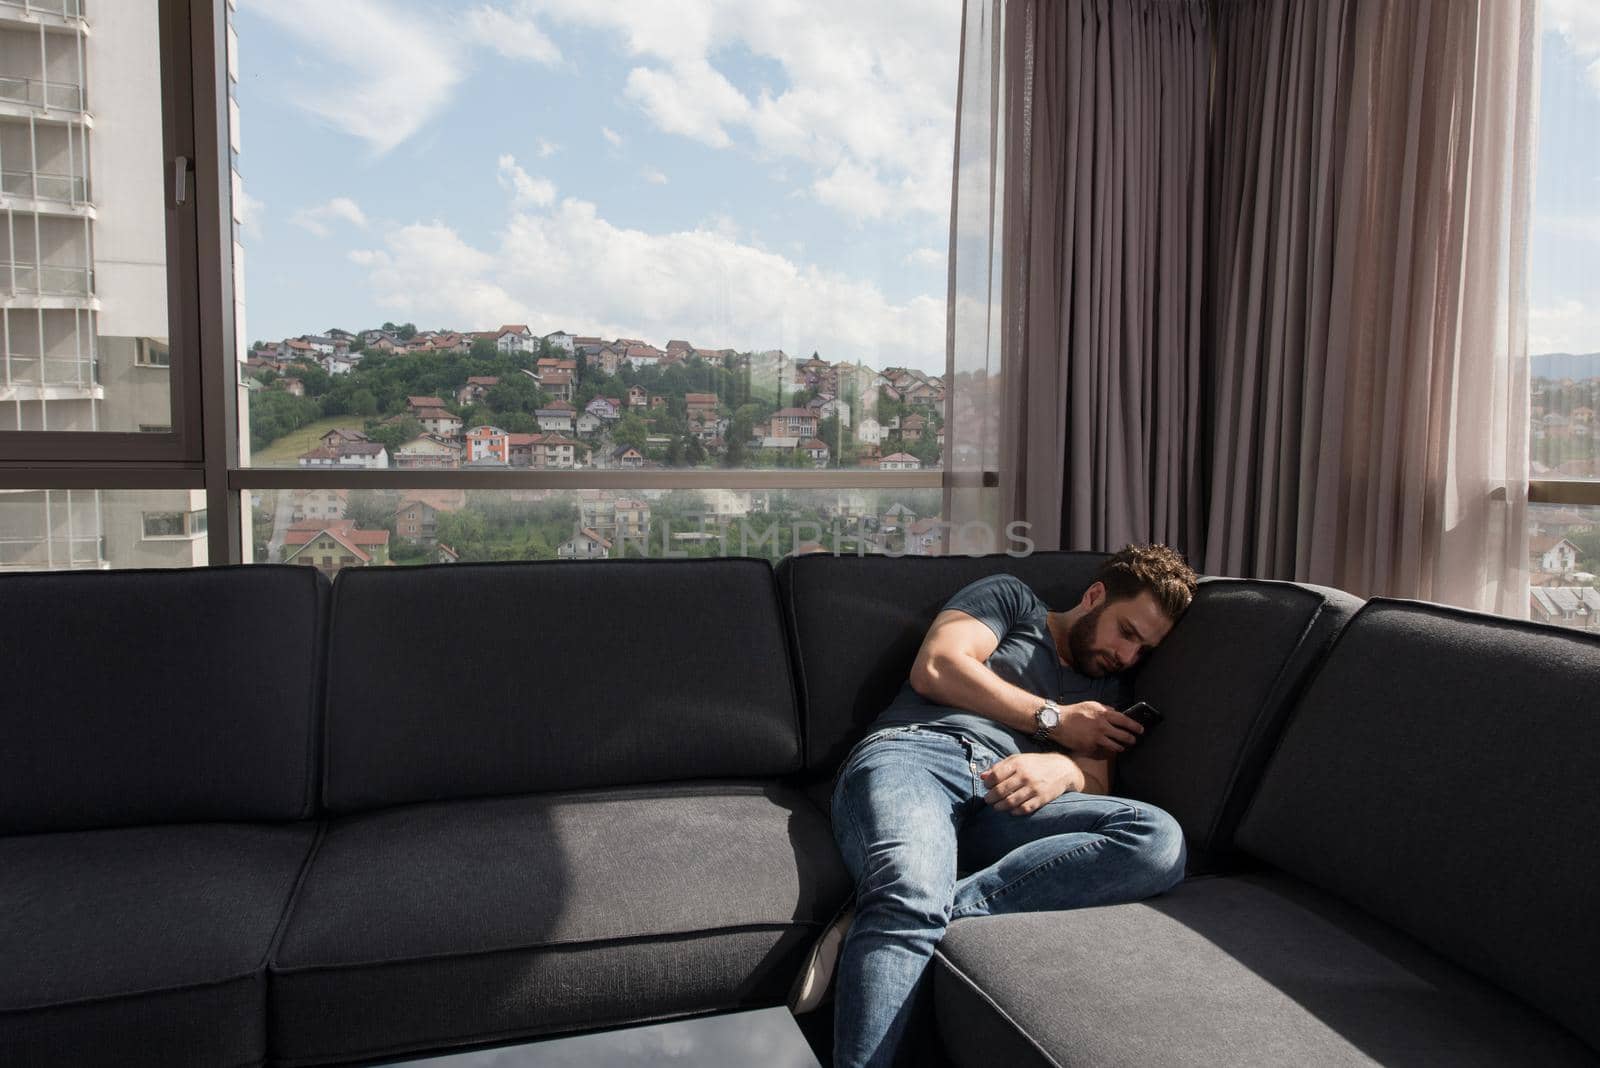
[1528,6,1600,625]
[228,4,959,478]
[247,486,950,577]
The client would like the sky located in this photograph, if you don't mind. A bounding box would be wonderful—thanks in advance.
[231,0,961,373]
[1528,1,1600,356]
[232,2,1600,371]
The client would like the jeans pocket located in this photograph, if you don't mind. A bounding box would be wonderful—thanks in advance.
[830,726,923,803]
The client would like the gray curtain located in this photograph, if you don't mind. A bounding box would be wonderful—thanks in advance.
[996,0,1210,554]
[1202,0,1537,611]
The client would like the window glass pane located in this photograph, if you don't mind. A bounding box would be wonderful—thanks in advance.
[0,0,173,432]
[229,5,958,470]
[1530,13,1599,483]
[244,486,1005,574]
[0,488,208,570]
[1528,504,1600,631]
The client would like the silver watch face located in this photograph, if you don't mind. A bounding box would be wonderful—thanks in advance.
[1039,705,1060,730]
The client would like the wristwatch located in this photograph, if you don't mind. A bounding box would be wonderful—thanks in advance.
[1032,702,1060,743]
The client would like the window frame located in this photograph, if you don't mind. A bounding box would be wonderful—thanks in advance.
[0,0,205,466]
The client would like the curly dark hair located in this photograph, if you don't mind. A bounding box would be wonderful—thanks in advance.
[1092,544,1198,620]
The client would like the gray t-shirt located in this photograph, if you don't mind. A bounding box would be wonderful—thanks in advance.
[872,574,1128,758]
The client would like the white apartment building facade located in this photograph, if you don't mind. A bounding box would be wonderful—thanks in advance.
[0,1,208,570]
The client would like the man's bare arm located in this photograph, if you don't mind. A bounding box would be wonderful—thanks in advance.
[909,610,1144,755]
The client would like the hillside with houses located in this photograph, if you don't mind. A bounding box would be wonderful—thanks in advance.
[242,324,947,474]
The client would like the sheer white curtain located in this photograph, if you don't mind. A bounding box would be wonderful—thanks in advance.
[1202,0,1538,612]
[947,0,1210,556]
[950,0,1537,614]
[944,0,1008,554]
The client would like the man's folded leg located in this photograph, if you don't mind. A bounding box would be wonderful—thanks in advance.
[950,792,1187,920]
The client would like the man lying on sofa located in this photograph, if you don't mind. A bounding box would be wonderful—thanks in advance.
[804,544,1198,1068]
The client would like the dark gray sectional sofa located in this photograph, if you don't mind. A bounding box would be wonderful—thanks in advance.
[2,553,1597,1066]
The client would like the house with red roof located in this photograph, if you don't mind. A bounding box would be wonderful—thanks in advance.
[282,520,391,576]
[495,324,535,354]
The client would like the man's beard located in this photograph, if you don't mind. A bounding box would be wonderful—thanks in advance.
[1067,603,1108,675]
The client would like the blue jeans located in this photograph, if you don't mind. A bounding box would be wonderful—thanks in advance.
[829,725,1187,1068]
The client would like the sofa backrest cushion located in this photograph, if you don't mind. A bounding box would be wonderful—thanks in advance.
[1114,578,1361,870]
[1236,599,1600,1051]
[777,551,1108,777]
[0,565,328,834]
[323,559,802,813]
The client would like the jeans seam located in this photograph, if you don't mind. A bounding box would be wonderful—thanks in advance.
[950,836,1109,918]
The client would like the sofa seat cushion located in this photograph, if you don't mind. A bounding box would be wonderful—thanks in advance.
[269,783,851,1066]
[0,823,319,1068]
[932,874,1597,1067]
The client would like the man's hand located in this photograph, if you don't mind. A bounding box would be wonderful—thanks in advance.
[980,752,1085,815]
[1051,701,1144,756]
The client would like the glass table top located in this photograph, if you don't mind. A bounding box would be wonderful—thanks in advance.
[382,1007,823,1067]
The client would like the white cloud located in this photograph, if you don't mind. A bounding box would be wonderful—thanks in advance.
[464,5,561,64]
[291,196,369,238]
[469,1,960,223]
[1530,298,1600,354]
[348,222,528,327]
[240,0,463,155]
[536,138,561,158]
[601,126,624,148]
[904,246,945,267]
[496,155,556,207]
[643,168,669,185]
[624,59,750,148]
[1535,212,1600,243]
[346,184,946,369]
[1546,0,1600,96]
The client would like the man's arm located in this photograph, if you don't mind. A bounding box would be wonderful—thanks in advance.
[909,610,1143,755]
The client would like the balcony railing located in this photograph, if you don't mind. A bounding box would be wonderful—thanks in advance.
[2,351,97,388]
[0,533,105,570]
[2,261,93,297]
[1,168,87,203]
[0,0,85,18]
[0,76,83,112]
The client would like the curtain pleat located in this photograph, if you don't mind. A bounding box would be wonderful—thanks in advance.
[999,0,1209,555]
[974,0,1533,609]
[1203,0,1534,609]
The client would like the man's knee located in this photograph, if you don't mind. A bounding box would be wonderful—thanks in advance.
[1131,804,1188,892]
[854,846,957,927]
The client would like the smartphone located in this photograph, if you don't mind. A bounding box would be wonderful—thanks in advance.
[1122,701,1165,731]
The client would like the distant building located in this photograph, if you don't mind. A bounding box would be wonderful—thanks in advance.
[412,407,462,439]
[1532,536,1581,575]
[394,433,463,469]
[496,324,535,354]
[535,400,576,433]
[768,407,818,438]
[586,396,623,419]
[465,425,510,464]
[879,452,922,471]
[289,488,349,523]
[456,376,500,406]
[282,520,391,575]
[559,527,612,560]
[685,392,719,421]
[298,443,388,469]
[1530,586,1600,631]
